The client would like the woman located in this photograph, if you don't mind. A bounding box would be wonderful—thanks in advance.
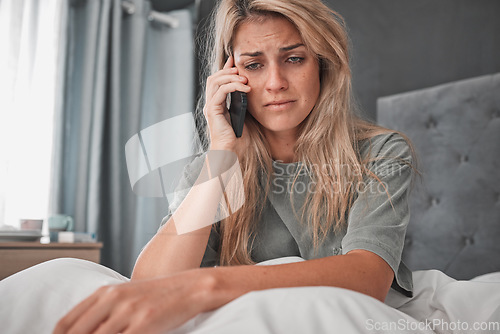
[55,0,414,332]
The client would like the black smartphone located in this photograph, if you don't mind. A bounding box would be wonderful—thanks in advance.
[228,91,247,138]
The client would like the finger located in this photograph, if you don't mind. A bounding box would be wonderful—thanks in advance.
[67,298,113,334]
[223,55,234,69]
[208,74,247,89]
[206,70,241,93]
[122,325,143,334]
[122,324,165,334]
[210,67,238,78]
[53,292,100,334]
[93,312,129,334]
[206,74,247,99]
[207,81,251,110]
[205,65,240,94]
[207,83,251,113]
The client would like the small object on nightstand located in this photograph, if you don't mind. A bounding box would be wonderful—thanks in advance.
[58,231,74,243]
[48,215,74,231]
[19,219,43,231]
[48,214,74,242]
[0,225,42,242]
[58,231,97,243]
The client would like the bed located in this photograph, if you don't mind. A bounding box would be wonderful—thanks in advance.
[1,73,500,333]
[377,72,500,280]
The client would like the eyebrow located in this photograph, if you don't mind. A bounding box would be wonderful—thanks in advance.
[239,43,305,57]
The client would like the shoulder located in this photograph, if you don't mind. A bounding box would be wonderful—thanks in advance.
[358,132,413,164]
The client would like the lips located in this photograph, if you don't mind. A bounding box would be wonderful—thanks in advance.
[265,99,295,106]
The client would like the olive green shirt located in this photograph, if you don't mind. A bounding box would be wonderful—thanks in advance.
[162,132,414,296]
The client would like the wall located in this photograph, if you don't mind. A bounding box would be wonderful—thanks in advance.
[325,0,500,120]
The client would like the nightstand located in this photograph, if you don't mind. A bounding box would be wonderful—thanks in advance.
[0,242,103,280]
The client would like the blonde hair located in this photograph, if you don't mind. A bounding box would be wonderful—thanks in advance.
[196,0,413,266]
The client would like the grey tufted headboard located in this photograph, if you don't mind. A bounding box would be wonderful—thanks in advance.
[377,73,500,280]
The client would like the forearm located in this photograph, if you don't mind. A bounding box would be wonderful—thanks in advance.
[199,251,394,313]
[55,251,393,334]
[132,151,237,280]
[131,220,212,280]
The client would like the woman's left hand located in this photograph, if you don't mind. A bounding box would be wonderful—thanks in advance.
[53,269,215,334]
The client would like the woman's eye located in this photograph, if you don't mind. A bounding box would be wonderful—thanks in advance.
[287,56,304,64]
[245,63,261,71]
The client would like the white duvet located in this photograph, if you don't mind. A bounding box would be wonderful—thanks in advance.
[1,257,499,334]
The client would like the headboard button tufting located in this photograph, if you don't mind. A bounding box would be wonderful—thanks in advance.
[377,72,500,279]
[425,119,437,129]
[463,236,474,246]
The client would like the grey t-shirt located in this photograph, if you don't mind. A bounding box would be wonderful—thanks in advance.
[161,132,414,296]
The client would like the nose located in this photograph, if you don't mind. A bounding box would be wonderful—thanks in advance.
[265,64,288,92]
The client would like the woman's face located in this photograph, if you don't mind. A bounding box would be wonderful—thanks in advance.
[233,16,320,137]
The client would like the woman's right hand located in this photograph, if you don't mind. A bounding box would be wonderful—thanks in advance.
[204,56,251,152]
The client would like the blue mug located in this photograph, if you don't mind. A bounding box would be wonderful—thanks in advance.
[48,215,74,242]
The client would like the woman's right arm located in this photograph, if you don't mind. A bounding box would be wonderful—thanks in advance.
[131,57,250,280]
[131,152,232,279]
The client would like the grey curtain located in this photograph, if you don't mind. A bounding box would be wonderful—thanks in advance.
[52,0,196,276]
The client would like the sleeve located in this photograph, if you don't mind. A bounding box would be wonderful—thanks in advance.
[158,152,221,267]
[341,133,414,295]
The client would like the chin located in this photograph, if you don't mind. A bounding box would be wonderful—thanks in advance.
[249,111,307,135]
[259,122,300,134]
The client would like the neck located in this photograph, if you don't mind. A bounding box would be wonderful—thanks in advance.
[262,128,298,163]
